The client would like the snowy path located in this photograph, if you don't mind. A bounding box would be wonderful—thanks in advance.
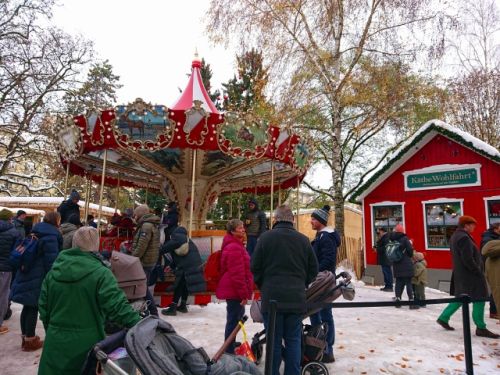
[1,281,499,374]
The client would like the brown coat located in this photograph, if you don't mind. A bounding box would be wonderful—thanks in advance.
[449,228,488,299]
[482,240,500,311]
[132,214,160,267]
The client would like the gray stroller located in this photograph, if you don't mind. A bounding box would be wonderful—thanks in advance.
[87,316,261,375]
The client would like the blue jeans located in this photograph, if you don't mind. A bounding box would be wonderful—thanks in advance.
[143,267,158,316]
[225,299,245,354]
[246,235,258,257]
[310,307,334,355]
[263,312,302,375]
[381,265,393,289]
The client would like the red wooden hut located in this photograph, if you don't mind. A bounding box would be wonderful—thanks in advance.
[352,120,500,290]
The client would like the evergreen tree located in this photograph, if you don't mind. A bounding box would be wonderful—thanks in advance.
[64,60,122,114]
[199,58,222,109]
[222,49,269,113]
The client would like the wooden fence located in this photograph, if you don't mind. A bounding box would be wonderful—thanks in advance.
[337,236,364,280]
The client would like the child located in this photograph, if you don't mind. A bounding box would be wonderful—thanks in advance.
[412,252,427,307]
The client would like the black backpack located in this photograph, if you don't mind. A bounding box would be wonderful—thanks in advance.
[385,240,405,263]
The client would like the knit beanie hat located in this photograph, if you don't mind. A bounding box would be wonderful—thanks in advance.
[414,252,424,261]
[70,190,80,201]
[67,213,82,227]
[72,227,99,252]
[16,210,26,217]
[458,215,477,227]
[311,205,330,226]
[394,223,405,233]
[0,209,13,221]
[134,204,150,219]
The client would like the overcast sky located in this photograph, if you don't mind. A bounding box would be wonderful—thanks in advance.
[52,0,235,106]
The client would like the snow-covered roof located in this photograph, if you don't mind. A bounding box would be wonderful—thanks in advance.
[351,120,500,202]
[0,206,45,216]
[0,197,119,215]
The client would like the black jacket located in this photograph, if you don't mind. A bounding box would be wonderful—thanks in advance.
[375,232,390,266]
[449,228,488,299]
[389,231,414,278]
[311,228,340,272]
[161,227,206,293]
[57,199,80,224]
[0,220,21,272]
[251,221,318,313]
[10,222,62,306]
[480,229,500,250]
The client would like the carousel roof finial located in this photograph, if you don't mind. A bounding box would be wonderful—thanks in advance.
[172,53,219,114]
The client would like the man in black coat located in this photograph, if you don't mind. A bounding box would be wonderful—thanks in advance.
[251,205,318,375]
[57,190,81,224]
[244,198,267,256]
[375,227,392,292]
[437,216,499,338]
[390,224,417,309]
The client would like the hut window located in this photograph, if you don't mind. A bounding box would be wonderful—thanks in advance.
[371,204,404,244]
[485,198,500,226]
[423,200,462,249]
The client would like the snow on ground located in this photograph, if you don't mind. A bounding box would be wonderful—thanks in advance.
[1,281,499,375]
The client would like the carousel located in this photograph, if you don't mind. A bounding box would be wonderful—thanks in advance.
[55,55,312,242]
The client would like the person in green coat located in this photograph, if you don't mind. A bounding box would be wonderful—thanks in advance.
[38,227,141,375]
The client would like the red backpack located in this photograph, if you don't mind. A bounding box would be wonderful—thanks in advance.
[204,250,222,292]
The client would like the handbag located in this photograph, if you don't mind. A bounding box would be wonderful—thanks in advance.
[250,299,263,323]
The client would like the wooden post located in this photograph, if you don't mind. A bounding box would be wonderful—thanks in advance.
[188,149,197,237]
[83,175,91,225]
[229,188,233,218]
[97,150,108,237]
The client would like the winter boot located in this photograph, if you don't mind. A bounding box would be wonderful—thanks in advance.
[161,303,177,316]
[21,335,25,350]
[23,336,43,351]
[476,328,500,339]
[177,302,188,313]
[409,299,420,310]
[436,319,455,331]
[394,297,402,308]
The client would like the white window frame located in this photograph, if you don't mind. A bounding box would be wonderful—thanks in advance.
[484,195,500,227]
[422,197,464,250]
[370,201,405,246]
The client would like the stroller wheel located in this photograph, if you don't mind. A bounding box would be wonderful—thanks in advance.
[302,361,329,375]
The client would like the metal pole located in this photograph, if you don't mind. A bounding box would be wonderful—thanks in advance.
[296,176,300,231]
[64,161,70,197]
[264,300,277,375]
[133,187,136,208]
[145,185,148,205]
[188,149,197,237]
[115,174,120,212]
[269,159,275,228]
[278,180,281,206]
[97,149,108,237]
[83,175,91,226]
[229,188,233,218]
[461,295,474,375]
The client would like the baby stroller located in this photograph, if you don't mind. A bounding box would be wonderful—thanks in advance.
[85,316,261,375]
[250,271,354,375]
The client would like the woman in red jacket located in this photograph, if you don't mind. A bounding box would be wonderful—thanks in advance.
[216,219,254,354]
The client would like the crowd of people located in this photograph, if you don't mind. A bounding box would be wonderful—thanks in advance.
[375,215,500,339]
[1,188,499,375]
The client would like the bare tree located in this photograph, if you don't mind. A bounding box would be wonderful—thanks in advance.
[444,0,499,148]
[0,0,93,196]
[207,0,450,236]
